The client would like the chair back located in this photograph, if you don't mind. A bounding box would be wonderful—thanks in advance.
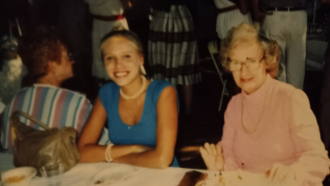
[208,41,226,83]
[207,40,229,112]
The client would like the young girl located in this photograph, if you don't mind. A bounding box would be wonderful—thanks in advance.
[78,30,179,168]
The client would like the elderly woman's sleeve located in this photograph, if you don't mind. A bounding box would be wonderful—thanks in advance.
[218,99,241,171]
[288,89,330,186]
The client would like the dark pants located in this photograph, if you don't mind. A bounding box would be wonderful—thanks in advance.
[57,0,92,79]
[57,0,100,101]
[319,25,330,155]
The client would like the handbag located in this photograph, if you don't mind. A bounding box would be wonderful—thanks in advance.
[10,111,80,175]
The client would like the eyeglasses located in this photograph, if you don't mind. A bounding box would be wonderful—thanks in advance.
[229,57,264,72]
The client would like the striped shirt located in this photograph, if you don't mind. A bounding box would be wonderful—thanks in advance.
[1,84,93,149]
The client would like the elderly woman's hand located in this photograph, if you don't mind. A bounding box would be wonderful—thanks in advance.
[199,143,224,171]
[265,163,295,182]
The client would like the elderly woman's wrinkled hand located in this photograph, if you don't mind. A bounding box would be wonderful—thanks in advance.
[199,143,224,171]
[265,163,295,182]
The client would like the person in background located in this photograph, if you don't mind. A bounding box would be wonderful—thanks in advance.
[214,0,252,40]
[319,0,330,157]
[148,0,201,116]
[0,35,27,107]
[122,0,151,75]
[200,23,329,186]
[78,30,179,168]
[85,0,129,81]
[248,0,307,90]
[57,0,94,95]
[0,101,4,114]
[0,26,97,150]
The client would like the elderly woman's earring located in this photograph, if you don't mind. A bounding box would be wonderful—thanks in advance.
[140,65,146,75]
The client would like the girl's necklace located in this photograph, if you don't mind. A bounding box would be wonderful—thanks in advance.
[120,76,146,100]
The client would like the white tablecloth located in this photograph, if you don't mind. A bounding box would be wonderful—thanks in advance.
[30,163,199,186]
[0,153,297,186]
[30,163,296,186]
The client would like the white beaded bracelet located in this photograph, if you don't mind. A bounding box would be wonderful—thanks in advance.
[105,142,114,162]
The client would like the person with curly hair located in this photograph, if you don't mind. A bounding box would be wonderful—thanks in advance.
[0,26,106,150]
[200,23,330,185]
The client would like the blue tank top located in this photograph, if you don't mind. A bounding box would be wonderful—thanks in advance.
[99,80,179,167]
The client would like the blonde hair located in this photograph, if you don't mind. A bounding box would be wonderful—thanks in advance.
[220,23,281,78]
[99,29,144,62]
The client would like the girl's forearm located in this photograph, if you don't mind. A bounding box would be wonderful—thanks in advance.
[78,144,150,163]
[79,145,107,163]
[113,149,173,169]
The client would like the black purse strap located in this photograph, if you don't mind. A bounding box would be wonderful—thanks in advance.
[13,111,51,130]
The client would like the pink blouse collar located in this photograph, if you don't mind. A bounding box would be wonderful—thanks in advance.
[242,73,273,101]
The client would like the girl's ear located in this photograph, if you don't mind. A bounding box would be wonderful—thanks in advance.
[139,53,144,66]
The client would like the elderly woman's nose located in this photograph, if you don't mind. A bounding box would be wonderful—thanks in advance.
[240,63,249,74]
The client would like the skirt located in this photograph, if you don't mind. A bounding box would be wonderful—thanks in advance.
[148,5,201,86]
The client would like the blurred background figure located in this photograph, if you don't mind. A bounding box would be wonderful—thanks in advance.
[148,0,201,117]
[319,0,330,158]
[0,101,4,115]
[249,0,307,89]
[214,0,252,40]
[121,0,151,73]
[0,25,27,108]
[57,0,93,91]
[85,0,129,81]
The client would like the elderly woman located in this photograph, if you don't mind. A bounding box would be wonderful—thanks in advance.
[200,23,330,185]
[78,30,179,168]
[1,26,93,150]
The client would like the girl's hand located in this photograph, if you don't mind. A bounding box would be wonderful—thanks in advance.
[199,143,224,171]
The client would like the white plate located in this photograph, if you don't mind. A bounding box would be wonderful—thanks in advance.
[87,164,137,186]
[1,167,36,186]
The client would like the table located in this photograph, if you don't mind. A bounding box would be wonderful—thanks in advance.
[31,163,297,186]
[0,153,297,186]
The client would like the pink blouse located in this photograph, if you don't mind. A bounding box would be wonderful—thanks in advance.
[219,74,330,186]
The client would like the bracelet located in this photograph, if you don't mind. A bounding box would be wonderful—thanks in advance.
[105,142,114,162]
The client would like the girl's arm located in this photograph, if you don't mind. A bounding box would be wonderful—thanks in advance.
[113,86,178,168]
[78,96,150,162]
[246,0,268,23]
[236,0,249,15]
